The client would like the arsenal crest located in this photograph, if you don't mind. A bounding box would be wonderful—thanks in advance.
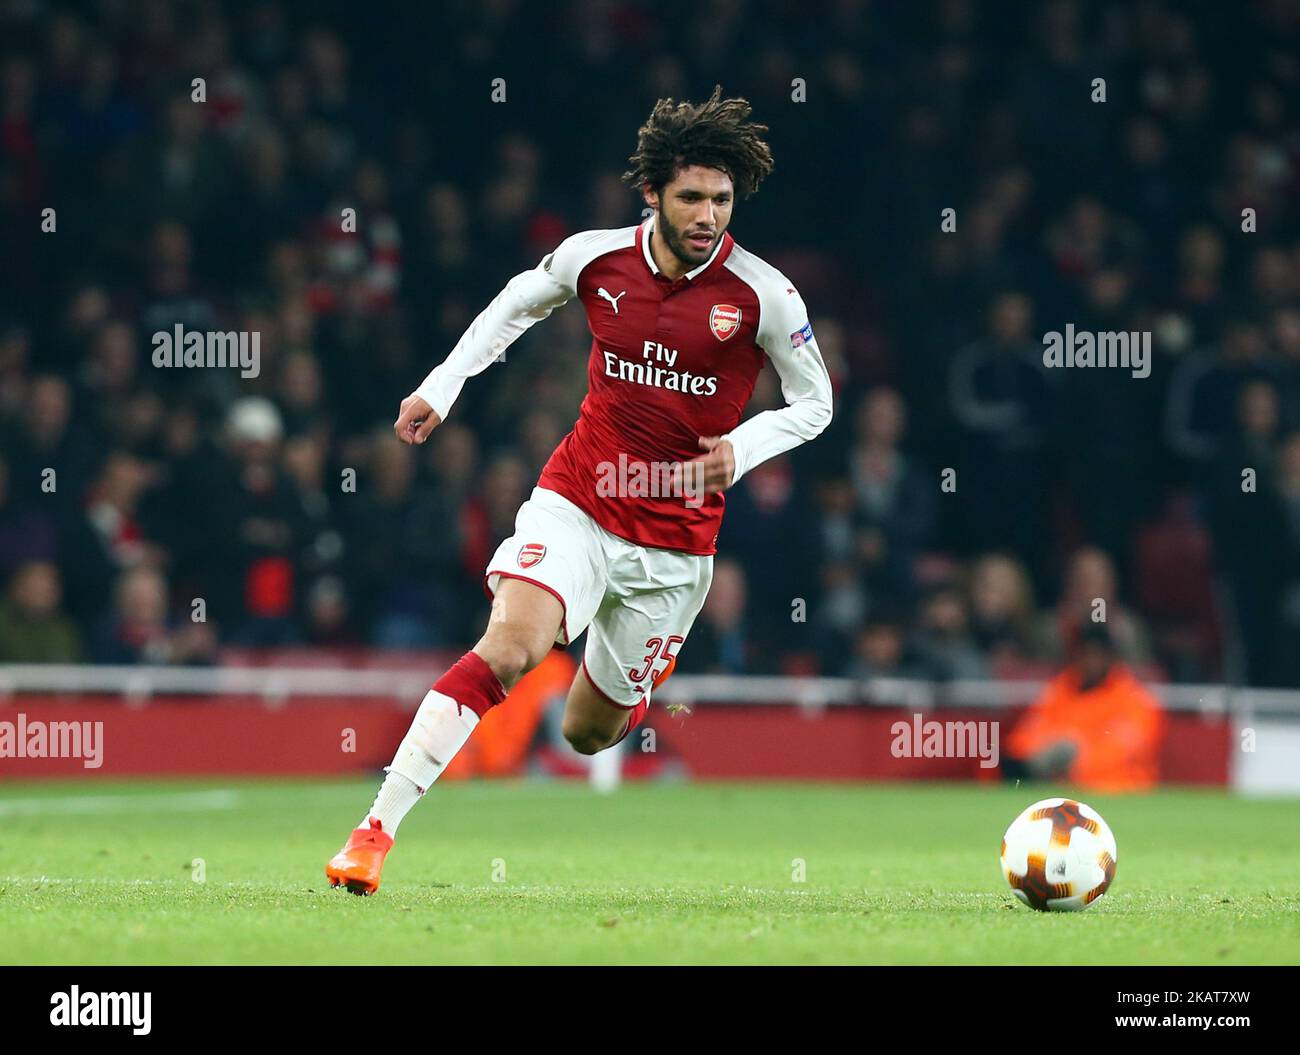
[709,304,741,342]
[517,543,546,569]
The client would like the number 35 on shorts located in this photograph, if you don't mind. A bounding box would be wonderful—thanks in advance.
[629,635,684,687]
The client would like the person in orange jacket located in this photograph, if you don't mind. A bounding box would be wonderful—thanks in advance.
[1004,621,1165,792]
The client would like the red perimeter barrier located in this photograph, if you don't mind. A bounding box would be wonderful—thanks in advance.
[0,696,412,778]
[0,695,1230,784]
[655,706,1229,784]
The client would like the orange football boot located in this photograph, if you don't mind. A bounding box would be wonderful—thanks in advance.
[326,817,394,895]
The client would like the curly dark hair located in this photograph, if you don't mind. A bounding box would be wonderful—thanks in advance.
[621,85,775,200]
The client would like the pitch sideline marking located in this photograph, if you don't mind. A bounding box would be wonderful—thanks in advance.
[0,789,241,816]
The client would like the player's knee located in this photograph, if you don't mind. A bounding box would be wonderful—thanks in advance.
[562,719,616,756]
[480,640,531,687]
[476,631,547,688]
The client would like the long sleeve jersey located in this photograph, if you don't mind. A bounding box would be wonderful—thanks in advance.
[414,213,833,554]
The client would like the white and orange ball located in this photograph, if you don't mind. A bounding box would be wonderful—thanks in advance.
[1000,797,1117,911]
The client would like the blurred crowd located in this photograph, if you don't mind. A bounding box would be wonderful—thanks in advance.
[3,0,1300,684]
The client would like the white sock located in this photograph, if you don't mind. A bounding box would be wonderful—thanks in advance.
[360,689,480,837]
[361,772,423,835]
[589,743,623,794]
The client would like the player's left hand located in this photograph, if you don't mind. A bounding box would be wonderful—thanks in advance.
[681,436,736,496]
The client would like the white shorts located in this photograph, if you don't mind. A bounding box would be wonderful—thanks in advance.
[485,486,713,709]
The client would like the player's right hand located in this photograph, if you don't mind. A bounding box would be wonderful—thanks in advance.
[394,394,441,445]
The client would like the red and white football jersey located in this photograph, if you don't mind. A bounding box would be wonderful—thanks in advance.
[415,214,833,554]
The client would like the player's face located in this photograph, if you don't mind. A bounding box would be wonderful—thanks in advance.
[650,166,734,267]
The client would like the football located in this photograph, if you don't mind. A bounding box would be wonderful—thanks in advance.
[1000,798,1118,911]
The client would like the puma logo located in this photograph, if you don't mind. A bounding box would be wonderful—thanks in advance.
[597,287,627,314]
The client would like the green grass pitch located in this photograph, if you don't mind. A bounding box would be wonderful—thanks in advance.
[0,778,1296,965]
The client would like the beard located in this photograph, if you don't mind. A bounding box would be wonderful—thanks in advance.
[658,208,717,268]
